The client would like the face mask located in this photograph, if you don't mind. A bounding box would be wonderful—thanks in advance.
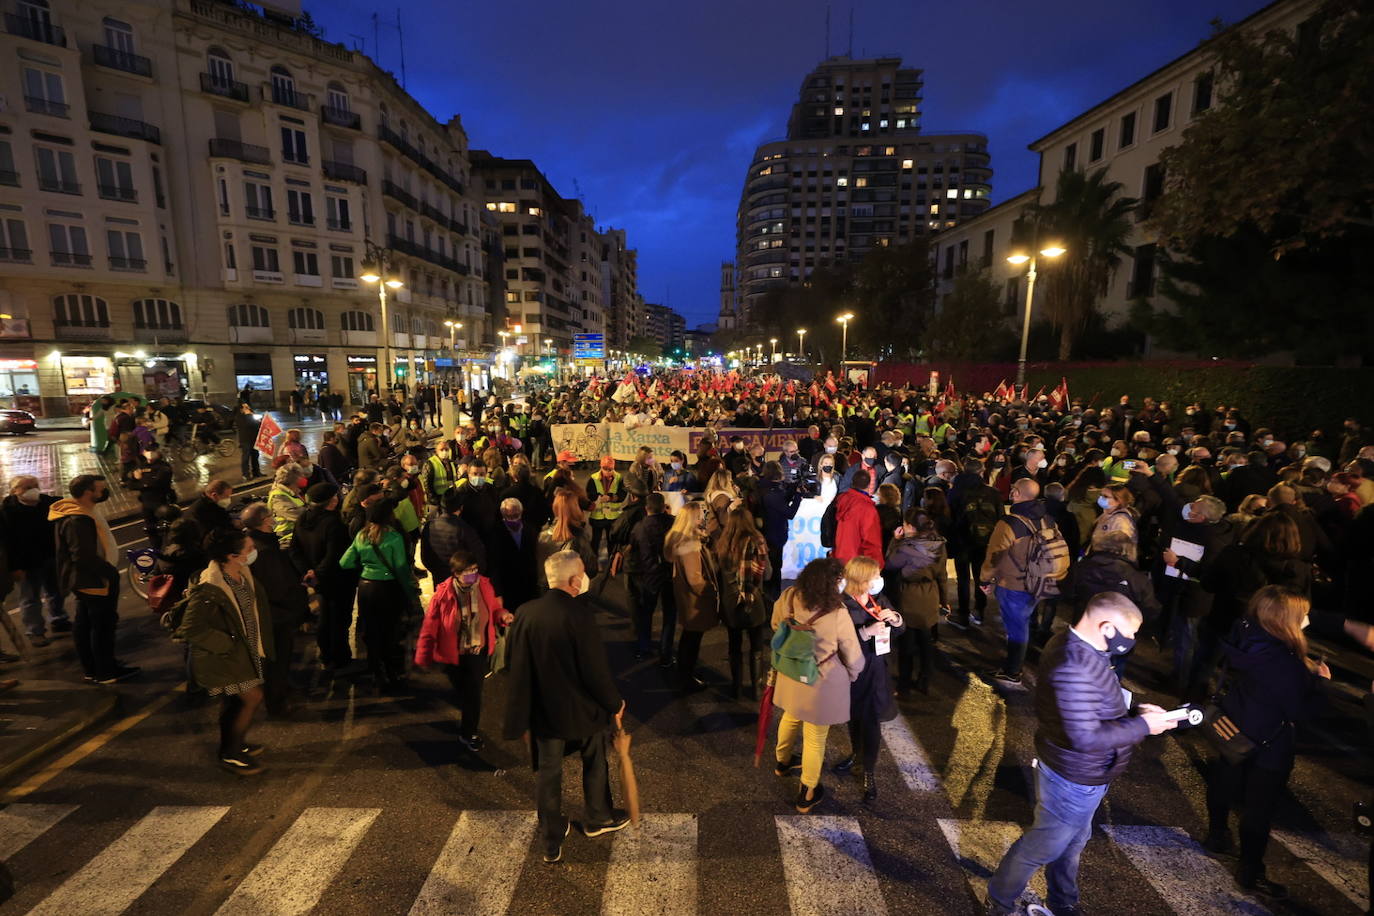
[1181,506,1194,523]
[820,464,833,473]
[1064,447,1075,456]
[1168,447,1180,455]
[670,461,683,471]
[1097,495,1111,510]
[244,548,259,566]
[1037,458,1048,469]
[1224,423,1236,430]
[504,518,521,531]
[575,572,591,595]
[1104,625,1135,656]
[825,445,837,454]
[1111,450,1125,458]
[18,488,41,505]
[863,456,876,467]
[470,476,486,487]
[837,578,848,595]
[460,572,480,586]
[868,576,885,596]
[1301,614,1310,630]
[95,489,110,503]
[217,497,233,509]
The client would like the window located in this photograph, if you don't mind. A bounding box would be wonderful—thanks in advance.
[23,67,66,117]
[1004,277,1020,314]
[286,189,314,225]
[54,294,109,328]
[326,83,350,112]
[1192,71,1214,114]
[1089,128,1105,162]
[1152,93,1172,133]
[1119,111,1136,149]
[206,48,234,85]
[106,229,145,269]
[36,147,79,194]
[1063,142,1077,170]
[288,307,324,330]
[0,218,31,262]
[95,156,135,202]
[227,303,270,327]
[270,66,295,104]
[411,316,424,337]
[1129,244,1157,297]
[133,298,181,329]
[48,223,90,266]
[244,182,274,220]
[981,229,994,266]
[324,196,351,231]
[0,140,16,186]
[103,17,134,54]
[1139,162,1165,220]
[291,250,319,276]
[331,254,354,278]
[223,240,236,269]
[250,245,280,273]
[341,310,374,332]
[281,126,308,164]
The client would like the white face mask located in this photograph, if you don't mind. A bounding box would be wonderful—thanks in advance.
[18,488,41,505]
[825,445,837,454]
[575,572,591,595]
[868,576,885,596]
[1301,614,1310,630]
[217,497,233,509]
[837,578,848,595]
[243,548,259,566]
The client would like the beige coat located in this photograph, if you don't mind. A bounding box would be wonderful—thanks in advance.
[668,534,720,632]
[770,587,864,726]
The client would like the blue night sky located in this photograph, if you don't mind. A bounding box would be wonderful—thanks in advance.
[311,0,1268,328]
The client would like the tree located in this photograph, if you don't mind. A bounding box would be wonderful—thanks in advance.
[625,336,661,359]
[1031,167,1137,360]
[847,239,937,360]
[751,263,854,365]
[926,269,1010,359]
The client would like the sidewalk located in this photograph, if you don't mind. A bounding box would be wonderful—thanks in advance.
[0,679,120,786]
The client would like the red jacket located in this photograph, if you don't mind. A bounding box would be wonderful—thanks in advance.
[832,488,883,566]
[415,575,508,667]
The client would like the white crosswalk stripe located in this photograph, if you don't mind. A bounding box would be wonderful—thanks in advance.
[879,714,940,793]
[1272,829,1370,913]
[775,815,887,916]
[0,803,77,860]
[601,813,699,916]
[409,809,538,916]
[935,817,1048,908]
[25,805,229,916]
[214,807,380,916]
[1100,825,1272,916]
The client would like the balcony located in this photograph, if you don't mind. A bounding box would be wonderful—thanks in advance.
[320,105,360,130]
[133,325,186,343]
[326,217,352,232]
[24,96,68,118]
[322,160,367,184]
[0,170,19,187]
[200,72,249,102]
[90,112,161,145]
[0,247,33,263]
[38,177,81,195]
[287,211,314,227]
[54,322,111,341]
[51,251,92,267]
[743,248,788,265]
[208,138,270,165]
[4,13,65,46]
[382,180,418,210]
[245,206,276,221]
[420,202,448,225]
[452,221,470,235]
[109,256,146,271]
[92,44,152,77]
[98,184,137,203]
[263,84,313,111]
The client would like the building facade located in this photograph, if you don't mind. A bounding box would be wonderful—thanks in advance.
[735,56,993,326]
[642,302,685,352]
[931,0,1315,348]
[600,227,641,350]
[717,260,739,330]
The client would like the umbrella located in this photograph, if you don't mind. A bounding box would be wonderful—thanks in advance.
[753,668,778,767]
[612,725,641,827]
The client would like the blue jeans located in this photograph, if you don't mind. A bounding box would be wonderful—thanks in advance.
[995,586,1037,676]
[18,562,68,636]
[988,760,1109,913]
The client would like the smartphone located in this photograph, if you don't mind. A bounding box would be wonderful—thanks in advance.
[1121,459,1139,470]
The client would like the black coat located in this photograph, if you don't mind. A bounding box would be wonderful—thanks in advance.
[1217,618,1325,770]
[247,529,309,628]
[290,506,355,595]
[1069,553,1161,621]
[1,493,58,571]
[1157,518,1237,619]
[757,479,804,550]
[1204,544,1312,630]
[502,588,622,742]
[131,459,175,510]
[187,495,235,539]
[842,593,904,724]
[500,480,550,532]
[488,520,540,610]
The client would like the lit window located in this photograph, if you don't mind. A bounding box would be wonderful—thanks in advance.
[930,204,939,214]
[836,177,848,187]
[946,189,958,199]
[963,189,973,199]
[854,177,868,188]
[896,119,907,129]
[879,120,889,128]
[485,202,496,211]
[498,202,517,213]
[528,206,542,216]
[833,107,844,116]
[884,147,895,155]
[860,123,870,132]
[901,159,913,169]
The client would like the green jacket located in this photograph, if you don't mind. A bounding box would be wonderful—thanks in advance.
[175,564,275,690]
[340,529,416,586]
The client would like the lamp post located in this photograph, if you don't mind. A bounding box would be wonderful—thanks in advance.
[835,312,854,361]
[796,328,806,360]
[769,337,778,362]
[1006,242,1067,387]
[360,240,403,397]
[444,319,462,350]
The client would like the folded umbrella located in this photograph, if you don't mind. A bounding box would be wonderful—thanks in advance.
[753,668,777,767]
[612,725,641,827]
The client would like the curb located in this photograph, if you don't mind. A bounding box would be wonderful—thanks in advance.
[104,477,273,528]
[0,689,121,789]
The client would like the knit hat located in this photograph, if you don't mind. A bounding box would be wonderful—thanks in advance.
[306,482,338,505]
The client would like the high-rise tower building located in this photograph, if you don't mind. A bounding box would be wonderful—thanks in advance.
[717,261,739,330]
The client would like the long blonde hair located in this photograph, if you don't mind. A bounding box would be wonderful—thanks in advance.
[843,556,881,598]
[665,501,704,557]
[1249,585,1315,670]
[706,469,738,498]
[549,489,586,543]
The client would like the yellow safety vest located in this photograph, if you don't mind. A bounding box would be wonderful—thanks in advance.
[269,485,304,545]
[589,471,625,521]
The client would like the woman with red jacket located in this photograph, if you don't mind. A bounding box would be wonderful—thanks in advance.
[415,548,513,751]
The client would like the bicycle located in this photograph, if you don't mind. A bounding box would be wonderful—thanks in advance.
[174,423,237,463]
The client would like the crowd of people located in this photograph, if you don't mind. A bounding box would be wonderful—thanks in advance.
[2,369,1372,891]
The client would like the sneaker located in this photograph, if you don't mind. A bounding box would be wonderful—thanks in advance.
[969,614,984,627]
[833,753,856,773]
[458,734,484,752]
[219,750,263,776]
[774,755,803,777]
[945,616,970,631]
[794,783,825,814]
[543,819,571,863]
[582,811,631,838]
[240,743,265,758]
[991,670,1022,687]
[27,634,50,648]
[96,666,141,685]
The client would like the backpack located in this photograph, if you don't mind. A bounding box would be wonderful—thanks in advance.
[1007,514,1072,599]
[819,499,838,549]
[962,488,1003,545]
[771,610,835,685]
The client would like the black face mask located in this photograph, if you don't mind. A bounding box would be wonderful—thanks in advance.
[1105,626,1136,656]
[94,488,110,503]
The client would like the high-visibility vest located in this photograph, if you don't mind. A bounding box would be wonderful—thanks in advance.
[589,471,625,521]
[268,485,304,544]
[425,454,454,501]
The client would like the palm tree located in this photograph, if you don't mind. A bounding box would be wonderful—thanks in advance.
[1031,167,1138,360]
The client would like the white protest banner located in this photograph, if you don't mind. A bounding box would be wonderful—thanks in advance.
[782,494,831,580]
[607,424,693,462]
[551,423,609,462]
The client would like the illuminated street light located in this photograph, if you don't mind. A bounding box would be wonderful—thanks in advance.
[1006,241,1067,386]
[835,312,854,360]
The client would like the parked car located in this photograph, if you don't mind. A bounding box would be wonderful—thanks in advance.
[0,408,36,434]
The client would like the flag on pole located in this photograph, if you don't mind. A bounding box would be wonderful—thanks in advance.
[1049,377,1070,409]
[824,371,837,393]
[255,413,282,457]
[993,379,1011,400]
[1032,385,1046,402]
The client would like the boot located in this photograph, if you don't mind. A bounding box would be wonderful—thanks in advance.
[727,653,742,699]
[862,772,877,802]
[745,653,761,700]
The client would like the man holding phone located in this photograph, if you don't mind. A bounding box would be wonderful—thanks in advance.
[984,592,1179,915]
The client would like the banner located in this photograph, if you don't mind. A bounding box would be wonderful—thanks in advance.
[554,424,809,463]
[781,494,831,580]
[686,428,809,458]
[255,413,282,456]
[608,423,692,461]
[552,423,610,462]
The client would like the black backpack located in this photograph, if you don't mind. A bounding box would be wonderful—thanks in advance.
[962,487,1003,545]
[820,499,838,549]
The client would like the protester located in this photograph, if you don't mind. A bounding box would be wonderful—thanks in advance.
[129,444,175,548]
[189,480,236,538]
[537,489,597,590]
[832,469,883,565]
[715,504,771,699]
[837,555,904,801]
[290,483,356,675]
[628,492,675,662]
[666,500,719,691]
[236,402,261,479]
[2,476,70,647]
[340,501,421,692]
[885,508,947,695]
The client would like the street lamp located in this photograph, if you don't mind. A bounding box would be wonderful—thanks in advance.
[769,337,778,362]
[444,319,462,350]
[1006,241,1067,387]
[796,328,807,360]
[835,312,854,361]
[361,240,403,397]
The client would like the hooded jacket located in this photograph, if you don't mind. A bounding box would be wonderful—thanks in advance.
[832,487,883,566]
[175,560,275,689]
[884,534,948,629]
[49,498,118,596]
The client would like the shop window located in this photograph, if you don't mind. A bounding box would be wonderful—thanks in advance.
[341,310,374,332]
[227,302,270,328]
[54,293,109,328]
[132,298,181,329]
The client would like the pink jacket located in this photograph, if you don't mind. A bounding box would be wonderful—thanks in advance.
[414,576,508,667]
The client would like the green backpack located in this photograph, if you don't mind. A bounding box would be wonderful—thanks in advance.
[771,610,835,685]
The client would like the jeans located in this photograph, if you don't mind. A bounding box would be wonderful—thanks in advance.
[1206,756,1291,881]
[776,713,830,789]
[987,760,1109,913]
[589,518,614,560]
[535,732,615,844]
[954,544,989,617]
[241,445,261,479]
[1171,613,1221,700]
[17,562,68,636]
[995,586,1038,676]
[73,588,120,679]
[632,579,676,656]
[444,653,490,739]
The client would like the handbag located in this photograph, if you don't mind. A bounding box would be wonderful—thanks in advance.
[146,574,178,614]
[1201,642,1290,765]
[489,629,510,675]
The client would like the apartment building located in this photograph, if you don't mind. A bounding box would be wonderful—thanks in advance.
[0,0,491,417]
[643,302,685,352]
[600,227,641,350]
[735,56,993,325]
[931,0,1315,346]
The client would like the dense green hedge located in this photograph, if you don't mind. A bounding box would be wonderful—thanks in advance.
[1018,366,1374,438]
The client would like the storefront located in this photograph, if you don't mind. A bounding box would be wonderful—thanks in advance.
[59,355,116,418]
[0,358,42,414]
[346,354,377,404]
[292,353,329,391]
[233,353,274,408]
[114,354,188,401]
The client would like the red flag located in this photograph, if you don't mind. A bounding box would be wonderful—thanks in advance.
[785,379,797,397]
[255,413,282,456]
[1032,386,1046,402]
[1049,377,1069,409]
[824,371,837,393]
[993,379,1011,400]
[622,369,637,387]
[808,380,820,401]
[944,379,956,402]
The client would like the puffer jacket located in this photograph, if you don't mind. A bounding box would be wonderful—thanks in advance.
[414,575,508,667]
[1034,629,1150,785]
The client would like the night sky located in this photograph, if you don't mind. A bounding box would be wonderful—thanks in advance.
[311,0,1269,328]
